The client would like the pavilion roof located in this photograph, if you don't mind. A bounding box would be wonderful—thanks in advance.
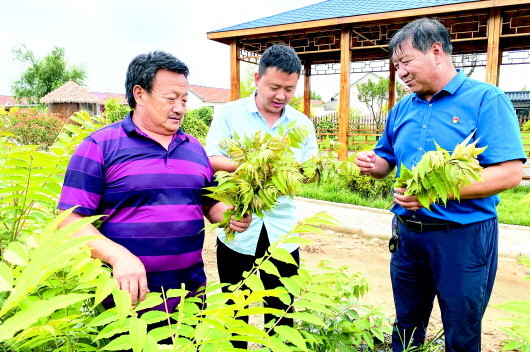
[210,0,482,33]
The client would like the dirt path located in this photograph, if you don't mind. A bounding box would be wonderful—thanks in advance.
[202,229,530,351]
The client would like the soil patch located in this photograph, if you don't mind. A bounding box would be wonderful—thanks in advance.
[203,229,530,351]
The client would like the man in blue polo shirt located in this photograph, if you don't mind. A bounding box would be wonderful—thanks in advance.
[355,18,525,352]
[58,51,251,311]
[205,44,317,348]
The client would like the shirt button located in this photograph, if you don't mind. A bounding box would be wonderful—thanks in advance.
[423,125,427,128]
[419,147,423,151]
[429,104,432,107]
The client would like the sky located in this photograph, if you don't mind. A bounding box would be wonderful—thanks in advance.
[1,0,529,101]
[0,0,321,95]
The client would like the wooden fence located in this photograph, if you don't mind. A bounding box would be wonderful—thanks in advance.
[311,113,530,157]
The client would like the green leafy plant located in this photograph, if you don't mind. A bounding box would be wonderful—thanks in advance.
[205,123,310,240]
[103,98,130,124]
[0,111,107,246]
[205,122,338,240]
[297,261,391,351]
[393,132,486,209]
[0,208,117,351]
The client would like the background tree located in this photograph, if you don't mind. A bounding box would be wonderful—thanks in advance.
[357,77,409,130]
[239,66,256,98]
[11,45,87,104]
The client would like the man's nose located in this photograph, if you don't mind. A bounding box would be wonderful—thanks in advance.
[172,100,185,114]
[398,67,408,80]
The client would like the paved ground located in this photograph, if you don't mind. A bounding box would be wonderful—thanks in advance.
[294,196,530,259]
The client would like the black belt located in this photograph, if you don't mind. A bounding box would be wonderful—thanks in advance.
[397,216,464,233]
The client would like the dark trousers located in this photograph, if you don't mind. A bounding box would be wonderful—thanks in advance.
[390,217,498,352]
[216,225,300,349]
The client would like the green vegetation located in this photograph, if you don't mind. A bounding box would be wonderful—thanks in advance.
[0,110,395,351]
[11,45,86,104]
[0,107,64,147]
[103,98,131,123]
[357,76,409,130]
[497,186,530,227]
[181,106,213,142]
[0,109,527,350]
[298,181,530,227]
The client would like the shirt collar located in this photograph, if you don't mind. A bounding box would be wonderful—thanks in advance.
[412,69,465,102]
[122,113,137,135]
[440,69,466,95]
[245,90,288,123]
[121,112,189,142]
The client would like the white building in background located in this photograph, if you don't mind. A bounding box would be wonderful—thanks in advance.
[187,85,230,113]
[324,72,383,116]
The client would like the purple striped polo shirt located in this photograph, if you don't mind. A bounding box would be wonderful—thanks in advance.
[58,114,216,311]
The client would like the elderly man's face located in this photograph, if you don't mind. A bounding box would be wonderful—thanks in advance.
[392,39,439,100]
[139,69,188,136]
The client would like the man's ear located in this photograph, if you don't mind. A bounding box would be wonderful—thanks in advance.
[132,85,145,107]
[431,42,444,63]
[253,72,260,87]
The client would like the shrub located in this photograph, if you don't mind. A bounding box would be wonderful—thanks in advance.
[103,98,130,124]
[522,120,530,132]
[182,107,211,141]
[342,164,396,199]
[341,148,395,199]
[189,106,214,126]
[3,107,63,147]
[315,116,337,136]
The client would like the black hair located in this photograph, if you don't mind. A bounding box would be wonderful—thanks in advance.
[388,18,453,58]
[125,50,189,109]
[258,44,302,76]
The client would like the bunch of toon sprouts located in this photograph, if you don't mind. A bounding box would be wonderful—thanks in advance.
[205,122,340,240]
[391,132,487,210]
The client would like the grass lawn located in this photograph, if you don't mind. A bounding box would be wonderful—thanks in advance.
[298,182,530,227]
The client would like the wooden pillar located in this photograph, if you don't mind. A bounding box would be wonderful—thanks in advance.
[303,60,311,117]
[338,25,351,160]
[230,39,240,101]
[388,61,396,112]
[486,8,502,86]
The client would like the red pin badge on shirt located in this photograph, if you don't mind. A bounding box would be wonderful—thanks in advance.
[452,116,460,123]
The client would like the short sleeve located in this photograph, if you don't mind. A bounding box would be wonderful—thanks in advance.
[475,92,526,165]
[58,137,105,215]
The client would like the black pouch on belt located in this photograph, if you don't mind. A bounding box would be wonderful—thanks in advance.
[389,215,399,253]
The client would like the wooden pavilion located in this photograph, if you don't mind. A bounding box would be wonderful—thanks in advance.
[207,0,530,159]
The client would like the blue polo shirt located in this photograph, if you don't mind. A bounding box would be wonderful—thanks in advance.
[375,70,526,224]
[205,93,318,255]
[59,114,217,312]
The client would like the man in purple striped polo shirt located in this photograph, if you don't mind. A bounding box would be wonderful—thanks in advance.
[58,51,251,311]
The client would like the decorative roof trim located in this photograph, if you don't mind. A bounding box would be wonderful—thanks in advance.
[208,0,522,41]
